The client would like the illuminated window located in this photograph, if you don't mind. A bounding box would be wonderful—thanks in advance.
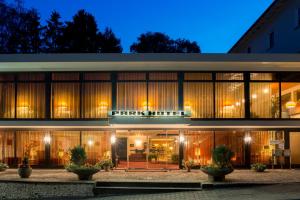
[216,73,243,80]
[0,83,15,118]
[281,82,300,118]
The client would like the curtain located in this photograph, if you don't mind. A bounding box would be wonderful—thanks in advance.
[17,83,45,118]
[148,82,178,111]
[250,83,279,118]
[0,83,15,118]
[117,82,147,110]
[51,83,80,118]
[82,83,111,118]
[16,131,45,165]
[0,131,14,165]
[50,131,80,166]
[215,82,245,118]
[184,82,213,118]
[81,131,111,164]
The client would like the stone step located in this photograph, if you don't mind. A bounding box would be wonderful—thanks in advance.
[94,181,202,196]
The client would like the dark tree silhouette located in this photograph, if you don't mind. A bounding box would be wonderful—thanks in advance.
[174,39,201,53]
[130,32,200,53]
[43,11,64,52]
[60,9,99,52]
[98,28,122,53]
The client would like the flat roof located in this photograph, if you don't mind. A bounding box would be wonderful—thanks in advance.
[0,53,300,71]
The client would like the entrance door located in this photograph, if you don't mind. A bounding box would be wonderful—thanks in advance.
[290,132,300,166]
[116,138,127,168]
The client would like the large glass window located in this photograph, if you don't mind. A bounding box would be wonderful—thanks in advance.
[148,82,178,111]
[0,131,15,165]
[51,83,80,118]
[17,83,45,118]
[215,82,245,118]
[16,131,45,166]
[50,131,80,166]
[281,83,300,118]
[0,83,15,118]
[81,131,111,164]
[184,82,213,118]
[82,83,111,118]
[117,82,147,110]
[250,82,279,118]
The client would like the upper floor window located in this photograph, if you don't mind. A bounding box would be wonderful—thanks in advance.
[269,32,275,49]
[216,73,244,81]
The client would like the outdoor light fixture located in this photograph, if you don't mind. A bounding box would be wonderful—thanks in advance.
[43,134,51,144]
[110,135,116,144]
[244,135,252,144]
[252,94,257,99]
[179,134,185,143]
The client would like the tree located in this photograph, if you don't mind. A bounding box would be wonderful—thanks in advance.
[130,32,174,53]
[98,28,122,53]
[43,11,64,52]
[130,32,201,53]
[174,39,201,53]
[60,9,99,53]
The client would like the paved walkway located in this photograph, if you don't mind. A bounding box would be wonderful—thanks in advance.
[0,169,300,184]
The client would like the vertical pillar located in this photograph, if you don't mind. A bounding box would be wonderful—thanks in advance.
[244,142,251,168]
[44,143,51,168]
[284,130,291,169]
[111,72,117,111]
[13,131,17,167]
[244,72,250,118]
[178,72,184,111]
[179,130,184,169]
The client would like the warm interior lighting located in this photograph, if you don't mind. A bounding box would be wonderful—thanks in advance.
[179,135,185,143]
[244,136,252,143]
[286,101,296,109]
[135,138,142,147]
[43,134,51,144]
[110,135,116,144]
[252,94,257,99]
[17,102,33,114]
[263,88,269,94]
[87,139,94,147]
[56,102,70,114]
[235,102,241,106]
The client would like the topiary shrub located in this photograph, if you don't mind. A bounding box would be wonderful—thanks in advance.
[70,145,87,166]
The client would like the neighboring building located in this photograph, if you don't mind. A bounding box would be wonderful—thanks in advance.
[230,0,300,53]
[1,53,300,169]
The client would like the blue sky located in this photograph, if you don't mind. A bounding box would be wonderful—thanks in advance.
[13,0,273,52]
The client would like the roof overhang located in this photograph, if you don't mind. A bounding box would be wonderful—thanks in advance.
[0,53,300,72]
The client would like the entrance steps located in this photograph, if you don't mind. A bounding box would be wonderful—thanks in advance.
[94,181,202,196]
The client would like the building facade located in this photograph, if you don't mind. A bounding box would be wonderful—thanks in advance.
[0,54,300,169]
[230,0,300,53]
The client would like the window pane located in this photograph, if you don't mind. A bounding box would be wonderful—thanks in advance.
[184,73,212,80]
[0,73,14,81]
[215,131,244,166]
[82,83,111,118]
[16,131,45,166]
[51,83,80,118]
[250,73,277,81]
[216,73,243,80]
[250,82,279,118]
[0,131,15,166]
[281,82,300,118]
[117,82,147,110]
[118,73,146,80]
[84,72,111,81]
[148,82,178,111]
[184,82,213,118]
[50,131,80,166]
[17,73,45,81]
[149,72,177,80]
[281,72,300,82]
[250,131,283,164]
[17,83,45,118]
[81,131,111,164]
[0,83,15,118]
[52,73,80,81]
[184,131,213,166]
[215,82,245,118]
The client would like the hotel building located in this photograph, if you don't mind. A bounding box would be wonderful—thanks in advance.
[0,54,300,169]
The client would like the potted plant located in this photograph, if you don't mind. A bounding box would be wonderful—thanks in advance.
[251,163,267,172]
[148,153,158,163]
[65,146,100,180]
[97,159,113,172]
[0,162,9,172]
[18,157,32,178]
[183,160,194,172]
[171,154,179,164]
[201,145,234,182]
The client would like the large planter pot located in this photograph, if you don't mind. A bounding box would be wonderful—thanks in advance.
[70,168,100,180]
[18,166,32,178]
[201,167,233,182]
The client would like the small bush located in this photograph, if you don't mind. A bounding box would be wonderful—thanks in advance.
[251,163,267,172]
[212,145,234,168]
[97,159,113,170]
[70,146,87,166]
[0,163,9,172]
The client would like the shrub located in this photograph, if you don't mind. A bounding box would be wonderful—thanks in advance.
[171,154,179,163]
[70,146,87,166]
[212,145,234,168]
[0,163,8,172]
[97,159,113,170]
[251,163,267,172]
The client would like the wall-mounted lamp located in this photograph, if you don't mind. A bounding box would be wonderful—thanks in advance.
[110,135,116,144]
[244,135,252,144]
[179,134,185,143]
[43,134,51,144]
[87,139,94,147]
